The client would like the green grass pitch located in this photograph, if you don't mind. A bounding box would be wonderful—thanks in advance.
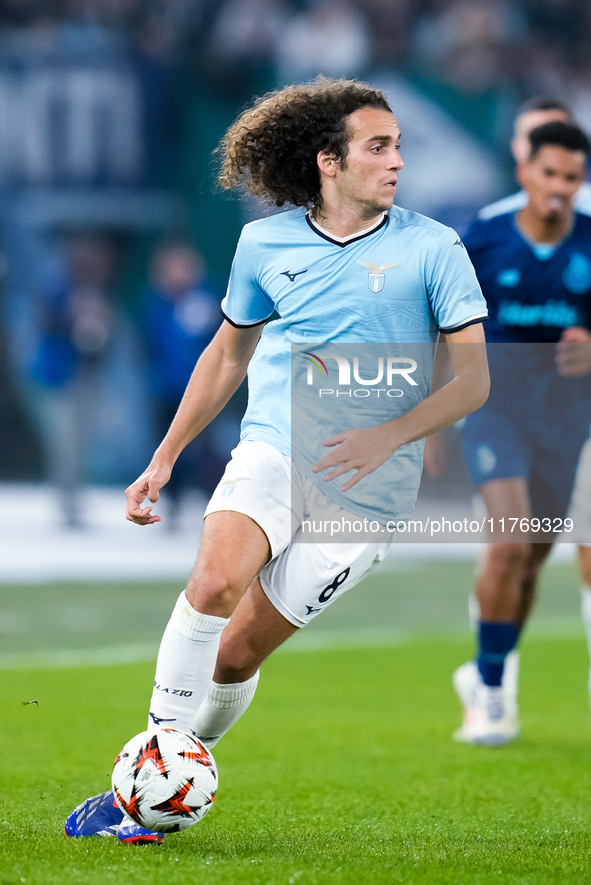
[1,558,591,884]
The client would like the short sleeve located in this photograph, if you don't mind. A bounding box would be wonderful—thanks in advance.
[427,226,488,333]
[221,231,275,328]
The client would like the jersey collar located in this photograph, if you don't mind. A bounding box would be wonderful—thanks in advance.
[306,211,388,247]
[512,212,574,259]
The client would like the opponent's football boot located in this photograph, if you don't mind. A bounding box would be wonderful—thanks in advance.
[453,662,520,746]
[65,789,165,843]
[453,655,519,710]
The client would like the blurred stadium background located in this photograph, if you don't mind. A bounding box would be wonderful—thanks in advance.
[0,0,588,575]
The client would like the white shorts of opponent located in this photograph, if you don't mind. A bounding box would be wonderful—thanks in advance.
[204,440,394,627]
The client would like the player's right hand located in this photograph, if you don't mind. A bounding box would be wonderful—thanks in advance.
[125,464,171,525]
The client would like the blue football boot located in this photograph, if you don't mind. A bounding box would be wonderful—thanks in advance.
[64,790,165,843]
[64,790,124,838]
[117,818,165,844]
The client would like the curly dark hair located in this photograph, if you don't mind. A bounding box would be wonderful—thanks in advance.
[216,77,392,208]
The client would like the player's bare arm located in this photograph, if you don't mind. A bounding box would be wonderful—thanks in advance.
[126,321,263,525]
[312,323,489,491]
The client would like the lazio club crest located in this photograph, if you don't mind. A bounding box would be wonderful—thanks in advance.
[219,476,250,498]
[357,261,399,292]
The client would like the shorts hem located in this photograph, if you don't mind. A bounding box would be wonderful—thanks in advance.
[259,571,306,628]
[203,502,277,558]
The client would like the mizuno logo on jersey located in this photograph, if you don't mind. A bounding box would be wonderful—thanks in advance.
[357,261,399,292]
[281,269,308,282]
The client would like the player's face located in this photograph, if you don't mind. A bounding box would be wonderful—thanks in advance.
[332,107,403,217]
[518,144,587,223]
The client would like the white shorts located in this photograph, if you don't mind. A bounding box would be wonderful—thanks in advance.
[204,440,393,627]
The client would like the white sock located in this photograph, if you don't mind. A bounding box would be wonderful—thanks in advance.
[190,670,260,749]
[468,592,480,631]
[502,649,520,701]
[148,591,229,733]
[580,586,591,697]
[581,586,591,650]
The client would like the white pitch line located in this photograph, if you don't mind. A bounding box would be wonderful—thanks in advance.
[0,619,583,671]
[0,642,159,671]
[0,630,413,671]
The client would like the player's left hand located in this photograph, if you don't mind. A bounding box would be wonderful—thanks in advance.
[556,326,591,377]
[311,425,397,492]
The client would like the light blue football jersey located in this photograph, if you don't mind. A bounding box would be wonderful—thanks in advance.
[221,206,487,523]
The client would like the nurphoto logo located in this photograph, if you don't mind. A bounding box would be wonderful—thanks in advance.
[302,350,418,397]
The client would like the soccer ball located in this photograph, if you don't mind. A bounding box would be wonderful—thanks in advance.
[111,728,218,832]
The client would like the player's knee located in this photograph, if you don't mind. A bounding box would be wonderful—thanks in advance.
[185,565,245,618]
[486,542,533,581]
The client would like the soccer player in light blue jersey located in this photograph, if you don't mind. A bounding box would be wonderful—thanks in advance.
[451,120,591,746]
[65,78,489,841]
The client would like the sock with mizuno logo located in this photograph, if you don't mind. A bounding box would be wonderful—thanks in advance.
[190,671,260,749]
[148,591,229,733]
[476,621,519,687]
